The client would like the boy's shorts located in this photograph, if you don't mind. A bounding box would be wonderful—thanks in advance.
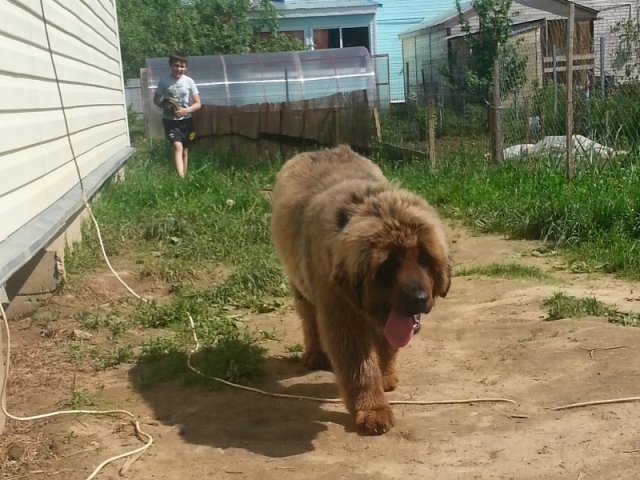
[162,117,196,147]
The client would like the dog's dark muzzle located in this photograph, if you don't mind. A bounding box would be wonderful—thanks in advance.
[399,284,433,316]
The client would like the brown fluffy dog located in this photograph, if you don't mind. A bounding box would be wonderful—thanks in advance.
[270,145,451,435]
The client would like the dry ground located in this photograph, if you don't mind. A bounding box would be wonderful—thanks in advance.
[2,224,640,479]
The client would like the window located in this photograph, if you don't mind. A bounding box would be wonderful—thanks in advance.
[313,26,370,51]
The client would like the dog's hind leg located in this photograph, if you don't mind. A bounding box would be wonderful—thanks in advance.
[292,287,332,371]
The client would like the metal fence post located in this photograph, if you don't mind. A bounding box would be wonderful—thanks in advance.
[284,69,290,103]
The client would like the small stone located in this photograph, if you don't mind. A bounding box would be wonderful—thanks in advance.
[7,444,25,461]
[49,438,65,456]
[72,329,93,340]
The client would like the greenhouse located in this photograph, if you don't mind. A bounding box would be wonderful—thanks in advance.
[144,46,377,109]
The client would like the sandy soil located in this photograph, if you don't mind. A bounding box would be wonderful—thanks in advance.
[2,223,640,480]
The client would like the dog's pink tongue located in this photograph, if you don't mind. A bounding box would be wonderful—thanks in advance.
[384,311,414,348]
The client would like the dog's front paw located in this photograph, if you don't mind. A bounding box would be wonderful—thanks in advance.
[382,372,398,392]
[355,406,395,435]
[301,350,332,371]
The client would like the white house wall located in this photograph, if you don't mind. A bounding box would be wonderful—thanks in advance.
[579,0,640,79]
[402,30,448,97]
[0,0,129,245]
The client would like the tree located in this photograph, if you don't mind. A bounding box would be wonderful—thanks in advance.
[453,0,527,97]
[116,0,304,79]
[612,17,640,81]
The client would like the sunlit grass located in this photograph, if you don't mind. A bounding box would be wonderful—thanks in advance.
[382,153,640,279]
[543,292,640,327]
[456,262,551,280]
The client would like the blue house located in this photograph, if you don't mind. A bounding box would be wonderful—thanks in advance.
[268,0,460,103]
[270,0,379,51]
[375,1,455,102]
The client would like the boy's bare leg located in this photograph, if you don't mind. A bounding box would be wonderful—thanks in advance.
[182,147,189,176]
[172,141,185,177]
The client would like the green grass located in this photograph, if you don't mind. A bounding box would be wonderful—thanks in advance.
[62,135,640,386]
[66,143,285,298]
[75,310,127,338]
[456,262,551,280]
[64,143,284,384]
[284,342,304,362]
[90,345,135,370]
[381,154,640,280]
[67,380,100,409]
[543,292,640,327]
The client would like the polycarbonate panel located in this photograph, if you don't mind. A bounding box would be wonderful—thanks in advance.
[145,46,376,108]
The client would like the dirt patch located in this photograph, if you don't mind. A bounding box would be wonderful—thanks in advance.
[2,224,640,479]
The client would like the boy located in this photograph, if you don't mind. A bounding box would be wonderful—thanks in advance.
[153,54,202,177]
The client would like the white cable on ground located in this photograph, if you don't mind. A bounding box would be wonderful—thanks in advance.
[551,397,640,411]
[2,3,635,480]
[0,302,153,480]
[184,313,517,406]
[0,3,152,479]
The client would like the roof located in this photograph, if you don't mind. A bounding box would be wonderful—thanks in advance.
[447,18,545,41]
[516,0,598,21]
[271,0,379,13]
[399,0,599,38]
[398,1,472,37]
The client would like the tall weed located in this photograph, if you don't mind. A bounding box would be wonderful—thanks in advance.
[386,154,640,279]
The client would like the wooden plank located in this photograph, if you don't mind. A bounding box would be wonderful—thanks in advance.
[280,102,304,138]
[427,100,436,168]
[372,107,382,142]
[232,106,260,139]
[543,63,594,73]
[566,3,575,181]
[215,106,232,136]
[301,99,317,142]
[261,102,282,136]
[303,98,331,144]
[192,105,213,137]
[490,53,503,164]
[543,53,594,62]
[347,90,371,149]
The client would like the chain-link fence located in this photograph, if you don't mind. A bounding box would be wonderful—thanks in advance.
[381,7,640,164]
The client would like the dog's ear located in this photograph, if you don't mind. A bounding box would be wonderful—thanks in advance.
[434,260,452,298]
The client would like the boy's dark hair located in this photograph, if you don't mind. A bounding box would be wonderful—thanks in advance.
[169,53,188,66]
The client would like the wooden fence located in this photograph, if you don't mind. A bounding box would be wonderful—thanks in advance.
[191,90,372,160]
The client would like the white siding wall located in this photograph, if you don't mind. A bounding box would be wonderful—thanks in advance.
[402,30,448,96]
[580,0,640,78]
[0,0,129,243]
[401,35,416,95]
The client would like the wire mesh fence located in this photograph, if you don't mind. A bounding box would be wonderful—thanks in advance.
[125,7,640,164]
[382,8,640,164]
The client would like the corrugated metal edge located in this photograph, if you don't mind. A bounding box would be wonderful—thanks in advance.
[0,146,134,287]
